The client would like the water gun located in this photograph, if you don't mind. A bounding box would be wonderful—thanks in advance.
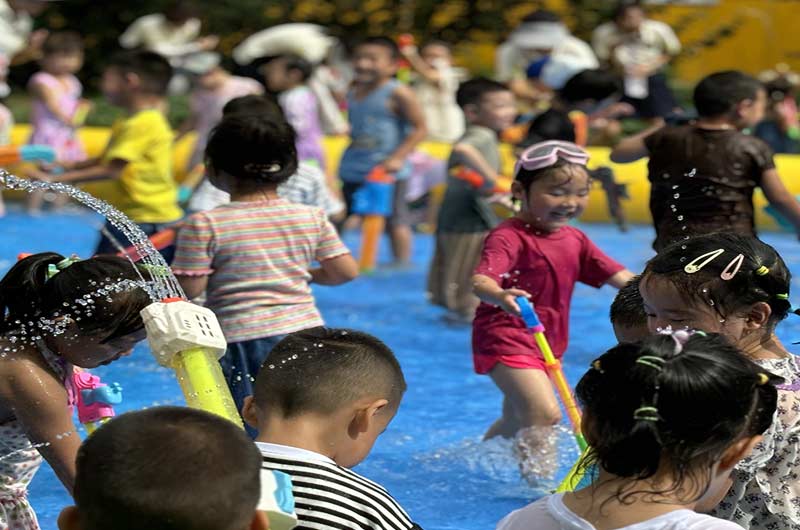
[259,470,298,530]
[516,296,587,452]
[0,145,56,166]
[70,371,123,434]
[396,34,415,84]
[352,166,395,273]
[72,100,92,127]
[449,165,508,194]
[141,298,243,428]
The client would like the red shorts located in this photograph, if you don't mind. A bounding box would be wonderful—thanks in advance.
[472,352,547,374]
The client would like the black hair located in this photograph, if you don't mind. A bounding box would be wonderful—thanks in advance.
[613,0,644,21]
[280,54,313,82]
[455,77,510,109]
[164,0,198,24]
[578,333,779,502]
[610,275,647,330]
[205,114,297,185]
[356,36,400,59]
[521,9,562,24]
[0,253,150,343]
[515,159,590,194]
[74,406,261,530]
[42,31,83,56]
[221,94,285,121]
[642,233,794,330]
[107,50,173,96]
[253,327,407,417]
[519,109,576,149]
[559,69,622,105]
[693,71,763,118]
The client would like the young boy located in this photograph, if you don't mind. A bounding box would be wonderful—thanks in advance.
[262,54,326,171]
[609,275,649,343]
[339,36,427,266]
[243,327,423,530]
[427,78,516,323]
[57,406,268,530]
[46,50,183,260]
[611,70,800,251]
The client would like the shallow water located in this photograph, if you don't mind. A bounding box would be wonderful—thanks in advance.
[3,206,800,530]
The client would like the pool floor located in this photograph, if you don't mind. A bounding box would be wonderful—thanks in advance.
[3,205,800,530]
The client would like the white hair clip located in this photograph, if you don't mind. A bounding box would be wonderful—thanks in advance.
[684,249,724,274]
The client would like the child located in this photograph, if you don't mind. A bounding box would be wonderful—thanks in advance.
[639,233,800,529]
[262,54,326,170]
[172,114,358,419]
[45,51,183,260]
[427,78,516,323]
[611,70,800,252]
[497,332,778,530]
[58,406,268,530]
[242,327,423,530]
[186,94,344,219]
[339,36,427,266]
[0,252,151,529]
[754,76,800,154]
[471,140,633,472]
[27,31,87,213]
[610,275,648,343]
[400,40,464,143]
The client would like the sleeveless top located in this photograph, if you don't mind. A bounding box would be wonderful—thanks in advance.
[27,71,86,163]
[339,79,411,182]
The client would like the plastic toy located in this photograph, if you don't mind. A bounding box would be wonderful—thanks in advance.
[0,144,56,166]
[140,298,243,427]
[259,470,298,530]
[70,371,122,434]
[352,166,395,273]
[449,165,507,194]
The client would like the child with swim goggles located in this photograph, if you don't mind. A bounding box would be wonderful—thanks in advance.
[639,232,800,529]
[498,331,780,530]
[471,140,633,475]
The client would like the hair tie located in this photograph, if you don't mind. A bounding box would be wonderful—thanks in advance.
[776,293,789,300]
[633,406,660,422]
[46,255,81,280]
[757,373,770,385]
[592,360,603,372]
[243,162,282,177]
[635,355,665,371]
[755,265,770,276]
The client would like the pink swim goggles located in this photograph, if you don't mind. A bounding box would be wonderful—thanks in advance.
[515,140,590,174]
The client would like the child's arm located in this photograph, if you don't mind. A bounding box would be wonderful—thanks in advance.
[609,123,663,163]
[451,143,502,196]
[29,78,76,126]
[174,114,198,143]
[400,46,442,85]
[606,269,636,289]
[384,85,427,173]
[472,274,530,316]
[309,254,358,285]
[761,168,800,236]
[176,275,208,300]
[49,158,127,184]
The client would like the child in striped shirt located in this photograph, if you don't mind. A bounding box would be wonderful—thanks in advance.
[243,327,423,530]
[172,114,358,422]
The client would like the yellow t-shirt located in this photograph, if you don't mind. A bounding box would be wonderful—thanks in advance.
[102,109,182,223]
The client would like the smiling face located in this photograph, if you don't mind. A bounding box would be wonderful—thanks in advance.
[352,44,397,85]
[513,163,590,232]
[466,90,517,133]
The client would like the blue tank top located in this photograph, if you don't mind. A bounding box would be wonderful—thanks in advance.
[339,79,411,182]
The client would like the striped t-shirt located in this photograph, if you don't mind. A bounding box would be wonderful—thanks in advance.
[172,199,350,343]
[257,443,422,530]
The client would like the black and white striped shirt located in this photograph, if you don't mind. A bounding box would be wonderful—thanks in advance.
[257,443,422,530]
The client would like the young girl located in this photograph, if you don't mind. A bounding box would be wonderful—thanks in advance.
[471,140,633,471]
[498,332,779,530]
[172,114,358,421]
[27,32,88,213]
[639,233,800,529]
[0,252,151,529]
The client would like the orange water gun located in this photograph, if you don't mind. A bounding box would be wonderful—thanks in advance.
[396,34,415,84]
[450,165,509,194]
[0,145,56,166]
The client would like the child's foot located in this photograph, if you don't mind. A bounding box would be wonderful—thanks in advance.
[513,425,558,485]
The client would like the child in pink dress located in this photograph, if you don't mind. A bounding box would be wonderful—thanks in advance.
[471,141,633,477]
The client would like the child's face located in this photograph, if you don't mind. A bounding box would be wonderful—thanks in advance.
[42,51,83,76]
[513,165,591,232]
[352,44,397,85]
[47,323,145,368]
[737,88,767,128]
[421,44,451,68]
[468,90,517,133]
[100,67,128,106]
[262,58,293,92]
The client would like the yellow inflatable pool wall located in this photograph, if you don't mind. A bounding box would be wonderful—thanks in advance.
[4,124,791,231]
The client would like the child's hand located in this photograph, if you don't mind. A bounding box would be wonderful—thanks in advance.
[383,157,404,173]
[498,288,532,316]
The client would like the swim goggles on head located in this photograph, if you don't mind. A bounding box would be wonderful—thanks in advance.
[515,140,590,174]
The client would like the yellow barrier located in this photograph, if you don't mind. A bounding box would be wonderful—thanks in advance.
[5,124,795,231]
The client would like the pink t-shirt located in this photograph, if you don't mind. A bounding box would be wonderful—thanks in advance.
[472,219,623,363]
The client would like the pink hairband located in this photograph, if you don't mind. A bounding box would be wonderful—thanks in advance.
[514,140,590,174]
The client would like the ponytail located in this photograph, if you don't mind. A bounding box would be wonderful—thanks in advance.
[0,252,64,332]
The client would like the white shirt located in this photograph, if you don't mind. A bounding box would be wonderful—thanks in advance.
[0,0,31,57]
[592,19,681,67]
[495,35,598,88]
[497,494,743,530]
[119,13,202,59]
[413,61,464,142]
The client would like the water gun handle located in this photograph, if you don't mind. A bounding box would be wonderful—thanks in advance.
[71,372,121,434]
[516,296,544,333]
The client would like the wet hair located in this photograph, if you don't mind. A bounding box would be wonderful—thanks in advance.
[0,252,150,342]
[610,275,647,331]
[456,77,510,109]
[693,71,763,118]
[42,31,83,56]
[578,333,779,502]
[253,327,407,418]
[74,406,261,530]
[279,54,313,82]
[107,50,173,96]
[221,94,284,121]
[205,114,297,185]
[559,69,622,105]
[356,36,400,59]
[515,159,589,194]
[521,9,561,24]
[642,233,794,330]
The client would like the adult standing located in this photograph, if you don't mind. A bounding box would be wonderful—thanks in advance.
[592,0,681,122]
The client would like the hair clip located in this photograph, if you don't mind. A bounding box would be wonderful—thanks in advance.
[244,162,281,176]
[633,406,660,422]
[46,255,81,280]
[720,254,744,280]
[635,355,665,371]
[755,265,770,276]
[684,249,724,274]
[592,360,603,372]
[777,293,790,300]
[757,373,770,385]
